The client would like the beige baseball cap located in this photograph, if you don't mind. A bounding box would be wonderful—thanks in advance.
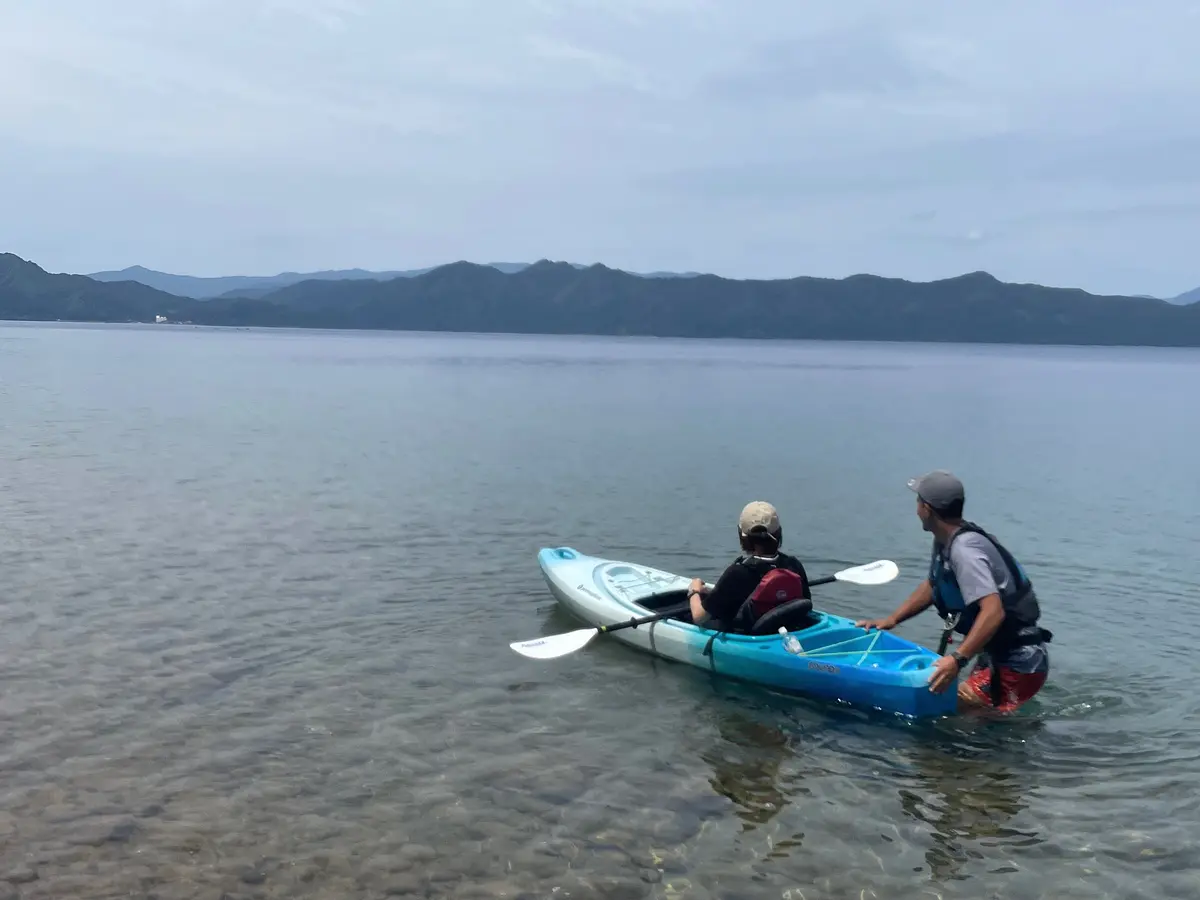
[738,501,781,536]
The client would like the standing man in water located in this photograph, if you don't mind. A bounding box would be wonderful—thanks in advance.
[856,471,1052,713]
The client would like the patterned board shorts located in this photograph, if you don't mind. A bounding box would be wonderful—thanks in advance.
[963,664,1047,712]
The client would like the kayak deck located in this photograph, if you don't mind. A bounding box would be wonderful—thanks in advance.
[637,587,935,669]
[537,546,957,719]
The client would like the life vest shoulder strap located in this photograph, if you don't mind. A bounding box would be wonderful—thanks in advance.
[946,521,1033,594]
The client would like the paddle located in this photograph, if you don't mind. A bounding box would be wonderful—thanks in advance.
[509,558,899,661]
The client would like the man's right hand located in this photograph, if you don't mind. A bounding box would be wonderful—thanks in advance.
[856,582,931,634]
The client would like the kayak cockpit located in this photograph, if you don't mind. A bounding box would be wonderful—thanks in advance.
[628,588,692,613]
[631,589,825,635]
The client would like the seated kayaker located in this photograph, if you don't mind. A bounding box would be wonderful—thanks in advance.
[855,471,1052,713]
[688,501,812,633]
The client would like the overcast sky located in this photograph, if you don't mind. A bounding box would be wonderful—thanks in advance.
[2,1,1198,296]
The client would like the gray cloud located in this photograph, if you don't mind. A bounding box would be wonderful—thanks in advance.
[646,131,1200,200]
[705,24,956,103]
[0,0,1198,297]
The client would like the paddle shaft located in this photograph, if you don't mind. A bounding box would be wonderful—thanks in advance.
[597,604,689,636]
[596,571,843,636]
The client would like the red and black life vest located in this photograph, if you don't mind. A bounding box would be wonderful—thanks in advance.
[734,554,811,627]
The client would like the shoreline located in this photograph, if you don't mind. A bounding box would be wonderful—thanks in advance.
[5,317,1200,352]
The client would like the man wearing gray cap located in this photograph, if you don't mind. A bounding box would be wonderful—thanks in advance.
[856,471,1051,713]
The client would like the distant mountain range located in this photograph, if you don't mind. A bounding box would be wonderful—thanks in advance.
[1173,286,1200,305]
[87,262,703,299]
[2,251,1197,347]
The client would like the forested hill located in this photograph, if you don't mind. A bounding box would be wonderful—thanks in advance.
[3,252,1198,347]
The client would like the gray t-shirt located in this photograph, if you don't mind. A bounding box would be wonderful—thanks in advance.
[935,530,1018,604]
[933,529,1048,673]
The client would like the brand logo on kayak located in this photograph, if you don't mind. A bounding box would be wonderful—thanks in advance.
[807,661,839,674]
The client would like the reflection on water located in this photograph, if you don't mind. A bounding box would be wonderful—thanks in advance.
[896,737,1037,882]
[693,700,1044,883]
[702,711,795,830]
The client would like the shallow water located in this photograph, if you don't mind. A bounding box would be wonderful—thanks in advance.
[1,323,1198,899]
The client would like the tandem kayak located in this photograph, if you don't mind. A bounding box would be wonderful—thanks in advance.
[530,546,957,719]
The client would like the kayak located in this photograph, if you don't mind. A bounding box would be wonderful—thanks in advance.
[535,546,957,719]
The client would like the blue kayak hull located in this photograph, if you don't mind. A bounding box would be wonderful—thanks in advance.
[536,547,957,719]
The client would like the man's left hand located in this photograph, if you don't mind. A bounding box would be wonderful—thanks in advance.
[689,578,705,594]
[928,654,961,694]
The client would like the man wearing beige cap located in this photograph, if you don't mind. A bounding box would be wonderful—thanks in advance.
[857,470,1051,713]
[687,501,812,632]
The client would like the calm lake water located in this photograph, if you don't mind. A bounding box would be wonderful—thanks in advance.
[1,322,1198,900]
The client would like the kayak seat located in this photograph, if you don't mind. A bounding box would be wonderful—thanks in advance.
[747,598,818,636]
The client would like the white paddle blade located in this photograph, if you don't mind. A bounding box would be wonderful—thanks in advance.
[833,559,899,586]
[510,628,599,660]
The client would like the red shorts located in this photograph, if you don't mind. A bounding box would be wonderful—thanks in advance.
[963,664,1046,712]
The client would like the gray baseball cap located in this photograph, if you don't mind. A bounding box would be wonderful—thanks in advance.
[907,470,964,512]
